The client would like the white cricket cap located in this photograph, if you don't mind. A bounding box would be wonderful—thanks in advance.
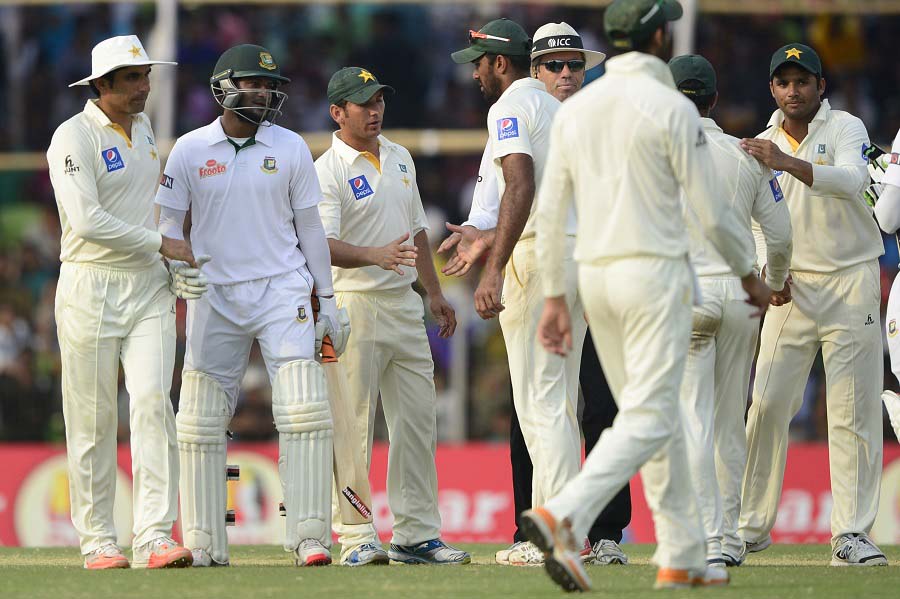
[69,35,176,87]
[531,22,606,70]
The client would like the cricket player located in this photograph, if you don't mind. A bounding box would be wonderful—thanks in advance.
[737,44,888,566]
[449,18,590,568]
[871,136,900,442]
[521,0,770,591]
[314,66,469,565]
[668,54,793,568]
[443,21,629,567]
[47,35,194,569]
[156,44,346,567]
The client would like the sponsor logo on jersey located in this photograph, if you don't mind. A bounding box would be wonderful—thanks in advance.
[199,158,227,179]
[63,155,80,175]
[497,117,519,140]
[398,163,408,173]
[101,147,125,172]
[160,173,175,189]
[146,135,155,146]
[773,170,784,177]
[889,319,897,337]
[348,175,375,200]
[891,152,900,165]
[817,144,826,154]
[695,128,707,147]
[769,177,784,202]
[260,156,278,174]
[865,314,875,326]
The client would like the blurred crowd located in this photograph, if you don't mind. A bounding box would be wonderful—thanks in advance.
[1,3,899,443]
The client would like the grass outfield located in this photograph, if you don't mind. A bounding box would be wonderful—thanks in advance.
[1,544,899,598]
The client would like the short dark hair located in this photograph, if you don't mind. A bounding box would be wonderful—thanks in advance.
[771,64,822,85]
[677,80,715,112]
[88,71,118,97]
[485,53,531,76]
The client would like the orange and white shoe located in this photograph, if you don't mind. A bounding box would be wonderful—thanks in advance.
[294,539,332,567]
[84,544,130,570]
[132,537,193,569]
[521,508,592,592]
[654,565,730,589]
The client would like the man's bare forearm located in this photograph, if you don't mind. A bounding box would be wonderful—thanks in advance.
[327,238,376,268]
[414,230,442,297]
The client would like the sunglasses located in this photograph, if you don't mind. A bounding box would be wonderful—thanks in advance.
[540,59,586,73]
[468,29,511,44]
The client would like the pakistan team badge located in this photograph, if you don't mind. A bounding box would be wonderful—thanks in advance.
[261,156,278,174]
[259,51,276,70]
[296,306,308,323]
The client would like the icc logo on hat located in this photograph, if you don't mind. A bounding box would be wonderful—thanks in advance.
[497,117,519,140]
[349,175,375,200]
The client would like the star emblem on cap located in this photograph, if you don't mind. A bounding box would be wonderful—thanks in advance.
[785,47,802,60]
[129,45,142,58]
[358,69,375,83]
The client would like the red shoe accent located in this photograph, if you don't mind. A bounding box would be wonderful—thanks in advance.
[146,545,193,569]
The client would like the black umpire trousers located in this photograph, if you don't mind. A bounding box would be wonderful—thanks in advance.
[510,331,632,544]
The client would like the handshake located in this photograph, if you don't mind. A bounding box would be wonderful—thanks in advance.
[168,255,211,300]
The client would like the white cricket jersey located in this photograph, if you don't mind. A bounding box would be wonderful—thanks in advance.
[757,99,882,273]
[882,129,900,188]
[462,140,500,231]
[315,133,428,293]
[684,118,793,290]
[535,52,754,297]
[47,100,163,269]
[488,77,576,239]
[155,117,321,285]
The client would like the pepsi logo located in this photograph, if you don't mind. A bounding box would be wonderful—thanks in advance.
[106,149,115,160]
[500,119,514,132]
[354,178,364,189]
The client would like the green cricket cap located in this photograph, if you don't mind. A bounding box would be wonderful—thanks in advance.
[604,0,683,50]
[669,54,717,96]
[210,44,290,84]
[327,67,395,105]
[769,43,822,79]
[451,18,532,64]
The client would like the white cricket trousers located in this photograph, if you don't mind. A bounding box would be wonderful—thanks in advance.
[739,261,883,544]
[679,277,759,560]
[55,261,178,554]
[544,256,705,570]
[333,286,441,547]
[499,237,586,509]
[883,272,900,440]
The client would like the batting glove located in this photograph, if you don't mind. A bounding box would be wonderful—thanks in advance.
[169,255,211,300]
[314,295,350,356]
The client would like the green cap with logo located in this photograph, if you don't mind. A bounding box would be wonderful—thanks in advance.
[327,67,395,105]
[669,54,717,96]
[210,44,290,84]
[769,43,822,79]
[451,18,532,64]
[604,0,683,50]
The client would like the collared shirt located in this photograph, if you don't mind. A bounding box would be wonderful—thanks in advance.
[47,100,163,269]
[684,117,793,289]
[535,52,754,297]
[315,133,428,293]
[155,117,321,284]
[488,77,576,239]
[758,99,881,272]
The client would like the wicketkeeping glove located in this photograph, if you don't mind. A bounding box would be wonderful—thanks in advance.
[169,255,211,300]
[314,295,350,356]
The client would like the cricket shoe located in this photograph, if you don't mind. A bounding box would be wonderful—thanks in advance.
[132,537,193,569]
[831,534,888,566]
[341,542,390,566]
[654,566,730,589]
[739,534,772,563]
[520,508,592,592]
[388,539,471,564]
[591,540,628,565]
[294,539,332,566]
[191,549,229,567]
[721,552,743,567]
[495,541,543,566]
[83,543,130,570]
